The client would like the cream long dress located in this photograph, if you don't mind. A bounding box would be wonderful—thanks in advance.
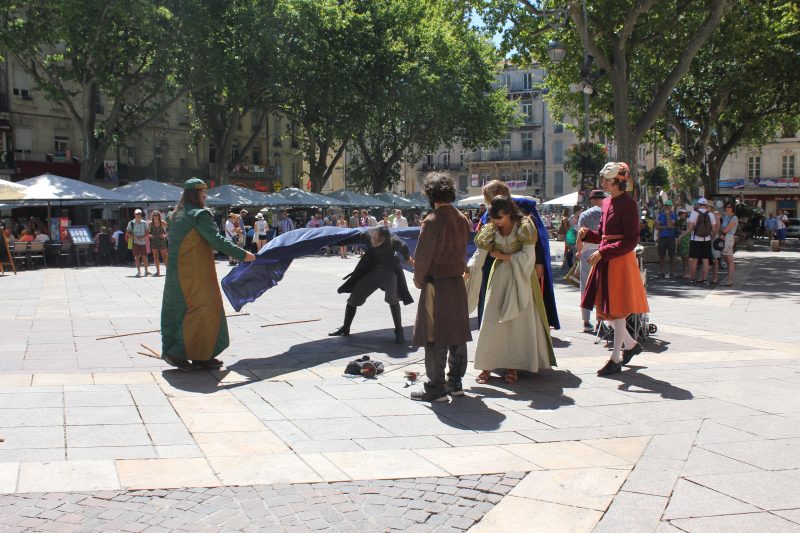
[468,219,554,373]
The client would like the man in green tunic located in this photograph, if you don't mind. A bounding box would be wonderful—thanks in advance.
[161,178,255,371]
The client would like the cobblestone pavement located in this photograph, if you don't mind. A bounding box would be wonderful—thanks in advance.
[0,473,523,533]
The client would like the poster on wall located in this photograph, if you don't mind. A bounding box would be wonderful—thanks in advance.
[470,174,479,187]
[104,160,119,183]
[49,218,61,242]
[58,218,70,241]
[507,180,528,191]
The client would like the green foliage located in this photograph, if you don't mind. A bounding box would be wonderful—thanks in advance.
[347,0,514,193]
[666,0,800,193]
[174,0,286,184]
[0,0,182,180]
[562,142,607,187]
[474,0,732,176]
[642,166,669,190]
[661,144,701,199]
[280,0,373,192]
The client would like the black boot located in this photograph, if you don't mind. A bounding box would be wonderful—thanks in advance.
[329,304,356,336]
[390,303,404,344]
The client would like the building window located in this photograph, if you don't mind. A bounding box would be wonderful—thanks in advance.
[251,112,261,130]
[126,146,135,164]
[458,174,468,192]
[501,135,511,158]
[748,156,761,179]
[503,74,511,88]
[554,141,564,163]
[500,171,511,182]
[275,161,282,178]
[290,161,297,181]
[523,72,533,90]
[554,170,564,195]
[522,102,534,124]
[54,135,69,153]
[522,168,533,185]
[782,155,795,178]
[231,143,241,161]
[252,146,261,165]
[426,153,433,167]
[209,144,216,164]
[554,122,563,134]
[481,147,489,161]
[441,152,450,168]
[459,149,466,168]
[521,132,533,155]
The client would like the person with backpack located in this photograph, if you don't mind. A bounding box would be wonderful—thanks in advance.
[684,198,717,286]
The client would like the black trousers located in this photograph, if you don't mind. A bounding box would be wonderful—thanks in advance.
[424,343,468,395]
[347,267,398,306]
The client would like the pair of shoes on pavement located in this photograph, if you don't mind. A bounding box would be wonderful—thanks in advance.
[583,322,595,333]
[597,343,642,376]
[411,381,463,402]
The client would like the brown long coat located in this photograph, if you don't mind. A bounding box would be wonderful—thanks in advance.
[412,204,472,348]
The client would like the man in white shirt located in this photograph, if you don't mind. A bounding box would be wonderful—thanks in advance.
[776,209,789,250]
[685,197,717,286]
[33,230,50,242]
[391,209,408,228]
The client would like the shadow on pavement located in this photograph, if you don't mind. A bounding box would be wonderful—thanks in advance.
[605,367,694,400]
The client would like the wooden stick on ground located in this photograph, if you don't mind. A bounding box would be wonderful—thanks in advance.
[137,351,161,359]
[140,343,161,358]
[261,318,321,328]
[96,313,250,340]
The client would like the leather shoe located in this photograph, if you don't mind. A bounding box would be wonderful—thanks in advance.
[597,359,622,376]
[622,343,642,365]
[162,354,192,372]
[328,326,350,336]
[192,358,224,369]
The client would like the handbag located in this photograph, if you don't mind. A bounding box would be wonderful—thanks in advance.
[713,236,725,251]
[563,260,580,287]
[565,227,577,246]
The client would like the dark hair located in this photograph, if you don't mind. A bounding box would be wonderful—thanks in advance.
[176,188,205,213]
[725,202,734,209]
[488,195,522,224]
[370,225,391,246]
[424,173,456,205]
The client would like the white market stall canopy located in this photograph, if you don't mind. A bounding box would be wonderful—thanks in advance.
[10,173,130,204]
[113,179,227,207]
[543,191,579,206]
[207,184,284,207]
[456,195,484,208]
[325,190,391,208]
[373,191,415,208]
[0,179,29,201]
[271,187,348,207]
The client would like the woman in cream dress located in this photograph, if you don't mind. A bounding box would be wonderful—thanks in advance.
[468,196,555,384]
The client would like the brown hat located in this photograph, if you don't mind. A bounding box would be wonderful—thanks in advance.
[589,189,606,200]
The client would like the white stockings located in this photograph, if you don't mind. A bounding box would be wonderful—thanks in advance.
[611,317,637,363]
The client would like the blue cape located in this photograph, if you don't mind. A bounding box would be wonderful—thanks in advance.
[480,196,560,329]
[221,226,476,312]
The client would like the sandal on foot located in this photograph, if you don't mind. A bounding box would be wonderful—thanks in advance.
[504,369,518,384]
[476,370,491,384]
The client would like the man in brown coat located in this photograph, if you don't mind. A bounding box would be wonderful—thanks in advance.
[411,174,473,402]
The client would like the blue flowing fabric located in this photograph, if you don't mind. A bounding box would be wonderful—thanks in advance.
[221,225,476,312]
[480,196,560,330]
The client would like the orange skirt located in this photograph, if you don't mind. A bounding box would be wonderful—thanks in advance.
[595,251,649,320]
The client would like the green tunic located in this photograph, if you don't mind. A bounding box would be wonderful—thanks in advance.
[161,205,246,361]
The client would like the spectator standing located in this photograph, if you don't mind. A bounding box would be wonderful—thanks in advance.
[776,209,788,250]
[577,189,605,332]
[254,213,269,251]
[675,208,690,275]
[126,209,151,277]
[656,200,677,278]
[149,210,168,276]
[278,210,295,235]
[392,209,408,228]
[224,213,243,266]
[765,213,777,240]
[336,214,349,258]
[685,198,717,286]
[306,213,322,228]
[720,202,738,285]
